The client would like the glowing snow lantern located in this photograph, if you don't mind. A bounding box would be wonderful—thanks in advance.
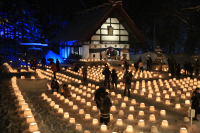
[185,100,190,105]
[121,102,126,108]
[93,118,98,125]
[139,111,144,116]
[101,125,107,131]
[138,119,145,127]
[64,99,69,103]
[161,120,169,127]
[64,112,69,119]
[111,106,116,112]
[180,127,188,133]
[149,106,155,112]
[86,102,91,107]
[125,125,134,132]
[156,97,161,102]
[124,96,129,101]
[151,126,158,132]
[129,106,134,111]
[175,103,181,109]
[69,101,73,106]
[117,94,122,99]
[73,105,78,110]
[119,110,124,115]
[76,124,82,131]
[131,99,136,104]
[92,106,97,111]
[149,114,156,121]
[140,103,145,108]
[24,109,32,117]
[21,103,29,110]
[69,118,75,123]
[160,110,166,116]
[29,123,38,132]
[116,119,123,126]
[26,115,35,123]
[148,94,152,98]
[81,98,86,103]
[54,104,59,109]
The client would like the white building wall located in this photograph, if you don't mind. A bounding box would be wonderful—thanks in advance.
[89,53,100,60]
[82,45,89,59]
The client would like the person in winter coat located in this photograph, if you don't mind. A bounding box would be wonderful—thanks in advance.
[196,59,200,76]
[123,71,133,97]
[189,64,194,79]
[56,58,60,71]
[191,88,200,121]
[124,61,129,71]
[51,79,59,93]
[111,69,118,89]
[147,57,152,71]
[139,61,143,72]
[33,59,37,70]
[61,84,71,97]
[167,58,171,72]
[184,61,189,75]
[82,65,87,81]
[134,62,139,72]
[50,62,57,79]
[94,87,106,109]
[176,63,181,77]
[102,66,111,89]
[170,60,175,77]
[30,57,34,69]
[42,56,46,69]
[99,92,112,125]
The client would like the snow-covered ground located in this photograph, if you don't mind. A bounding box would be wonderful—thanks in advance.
[2,61,200,133]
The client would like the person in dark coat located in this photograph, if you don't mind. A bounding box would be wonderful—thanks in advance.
[74,65,79,72]
[124,61,129,71]
[191,88,200,121]
[134,62,139,72]
[184,61,188,75]
[94,87,106,109]
[111,69,118,89]
[51,79,59,93]
[99,92,112,125]
[123,71,133,97]
[170,59,175,77]
[189,64,194,79]
[56,58,60,71]
[138,56,142,62]
[50,62,57,79]
[176,63,181,77]
[102,66,111,89]
[196,59,200,76]
[167,58,171,73]
[30,57,34,69]
[33,59,37,70]
[82,65,87,81]
[42,56,46,69]
[147,57,152,71]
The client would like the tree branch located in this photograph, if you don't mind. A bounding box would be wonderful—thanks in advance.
[181,5,200,10]
[174,14,191,28]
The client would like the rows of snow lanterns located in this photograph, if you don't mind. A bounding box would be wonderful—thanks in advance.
[11,76,40,133]
[131,70,161,79]
[44,83,188,133]
[169,70,198,77]
[4,62,17,72]
[38,69,189,133]
[80,59,104,62]
[128,77,199,112]
[36,69,82,83]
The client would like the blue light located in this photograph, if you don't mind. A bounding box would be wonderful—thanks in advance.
[45,50,63,63]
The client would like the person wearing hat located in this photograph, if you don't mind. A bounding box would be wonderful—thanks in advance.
[99,92,112,125]
[191,88,200,121]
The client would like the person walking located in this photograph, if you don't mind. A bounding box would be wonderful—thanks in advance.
[123,71,132,97]
[42,56,46,69]
[56,58,60,71]
[124,61,129,71]
[191,88,200,121]
[139,61,143,72]
[99,92,112,125]
[111,69,118,89]
[30,57,34,69]
[82,64,87,81]
[50,62,57,79]
[102,66,111,89]
[138,56,142,62]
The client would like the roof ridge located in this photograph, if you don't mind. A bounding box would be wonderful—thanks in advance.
[73,3,112,16]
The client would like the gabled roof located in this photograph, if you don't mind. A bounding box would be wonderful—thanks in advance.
[52,2,145,43]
